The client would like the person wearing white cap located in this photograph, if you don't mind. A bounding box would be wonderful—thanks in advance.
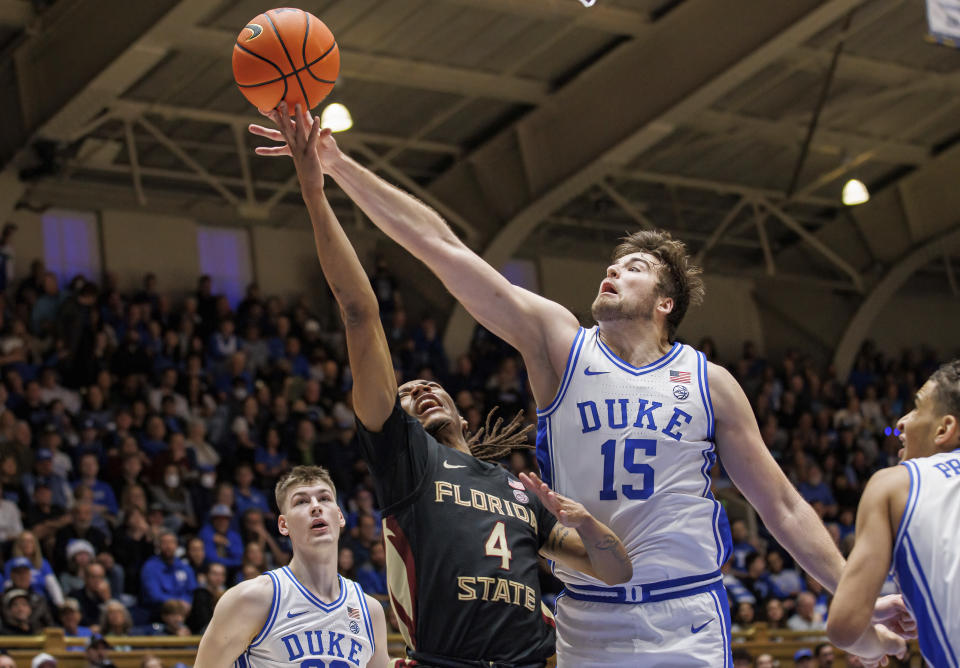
[31,652,57,668]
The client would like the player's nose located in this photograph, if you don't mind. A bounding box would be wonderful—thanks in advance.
[606,265,619,278]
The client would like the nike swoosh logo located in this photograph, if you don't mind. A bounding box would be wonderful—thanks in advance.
[584,367,609,376]
[243,23,263,40]
[443,461,466,469]
[691,619,713,634]
[287,610,308,618]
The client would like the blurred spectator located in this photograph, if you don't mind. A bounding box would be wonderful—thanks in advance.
[357,542,388,604]
[24,449,73,511]
[1,588,39,634]
[59,539,96,595]
[111,507,154,597]
[815,642,835,667]
[787,592,826,632]
[198,505,243,571]
[233,463,270,518]
[794,648,815,667]
[30,653,56,668]
[84,633,112,668]
[2,557,55,628]
[7,531,63,606]
[70,562,111,627]
[766,551,803,600]
[239,508,287,568]
[346,513,379,567]
[755,654,775,668]
[184,537,209,583]
[149,464,196,533]
[135,599,190,637]
[73,454,118,522]
[728,519,755,576]
[99,599,133,636]
[60,596,92,640]
[139,529,196,615]
[337,547,357,581]
[732,648,752,668]
[0,480,23,541]
[185,562,226,633]
[23,481,69,544]
[53,502,107,574]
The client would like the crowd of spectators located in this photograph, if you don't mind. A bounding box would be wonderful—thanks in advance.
[0,243,947,667]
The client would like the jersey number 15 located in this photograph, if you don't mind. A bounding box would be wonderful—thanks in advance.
[599,438,655,500]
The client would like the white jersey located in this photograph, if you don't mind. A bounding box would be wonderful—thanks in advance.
[892,449,960,668]
[236,567,376,668]
[536,327,731,597]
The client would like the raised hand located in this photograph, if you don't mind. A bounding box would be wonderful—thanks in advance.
[248,102,341,172]
[519,471,590,529]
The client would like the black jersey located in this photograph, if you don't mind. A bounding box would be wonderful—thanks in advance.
[356,400,557,667]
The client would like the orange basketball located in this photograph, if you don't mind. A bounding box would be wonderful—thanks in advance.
[232,7,340,114]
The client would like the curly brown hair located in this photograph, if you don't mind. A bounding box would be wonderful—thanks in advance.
[611,230,704,340]
[929,359,960,418]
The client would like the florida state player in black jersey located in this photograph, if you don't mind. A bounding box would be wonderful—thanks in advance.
[255,103,631,668]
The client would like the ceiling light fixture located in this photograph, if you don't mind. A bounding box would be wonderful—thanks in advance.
[321,103,352,133]
[842,178,869,206]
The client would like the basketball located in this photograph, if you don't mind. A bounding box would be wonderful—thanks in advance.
[232,7,340,114]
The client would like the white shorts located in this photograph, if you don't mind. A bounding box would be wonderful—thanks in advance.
[554,582,732,667]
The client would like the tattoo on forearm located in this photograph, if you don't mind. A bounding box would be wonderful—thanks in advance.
[548,527,570,553]
[595,532,632,568]
[558,528,569,552]
[594,533,618,551]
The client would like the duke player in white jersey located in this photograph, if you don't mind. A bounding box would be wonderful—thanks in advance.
[195,465,389,668]
[830,360,960,668]
[250,116,913,666]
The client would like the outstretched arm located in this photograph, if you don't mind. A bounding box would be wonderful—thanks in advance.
[521,472,632,585]
[265,105,396,430]
[828,468,910,665]
[250,110,579,406]
[711,363,846,591]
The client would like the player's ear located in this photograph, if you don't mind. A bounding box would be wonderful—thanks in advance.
[277,513,289,536]
[937,414,959,447]
[657,296,674,315]
[337,506,346,529]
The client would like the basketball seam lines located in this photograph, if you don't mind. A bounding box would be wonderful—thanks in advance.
[234,48,337,88]
[302,41,337,84]
[264,10,311,109]
[233,42,289,99]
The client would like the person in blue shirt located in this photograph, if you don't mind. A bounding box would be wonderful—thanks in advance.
[197,505,243,571]
[798,463,838,516]
[22,450,71,510]
[140,529,197,614]
[72,454,118,521]
[356,541,388,605]
[232,463,271,523]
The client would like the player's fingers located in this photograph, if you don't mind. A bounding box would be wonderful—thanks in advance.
[249,124,283,140]
[254,146,292,157]
[307,115,321,154]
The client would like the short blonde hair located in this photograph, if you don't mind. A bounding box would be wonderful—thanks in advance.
[275,465,337,513]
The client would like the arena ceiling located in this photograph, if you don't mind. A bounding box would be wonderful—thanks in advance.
[2,0,960,327]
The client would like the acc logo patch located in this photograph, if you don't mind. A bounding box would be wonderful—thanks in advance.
[349,620,360,635]
[673,385,690,400]
[513,490,529,503]
[507,478,525,490]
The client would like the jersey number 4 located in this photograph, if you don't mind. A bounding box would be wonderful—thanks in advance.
[484,521,513,569]
[599,438,655,500]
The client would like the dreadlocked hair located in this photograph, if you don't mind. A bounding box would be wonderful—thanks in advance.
[466,406,535,462]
